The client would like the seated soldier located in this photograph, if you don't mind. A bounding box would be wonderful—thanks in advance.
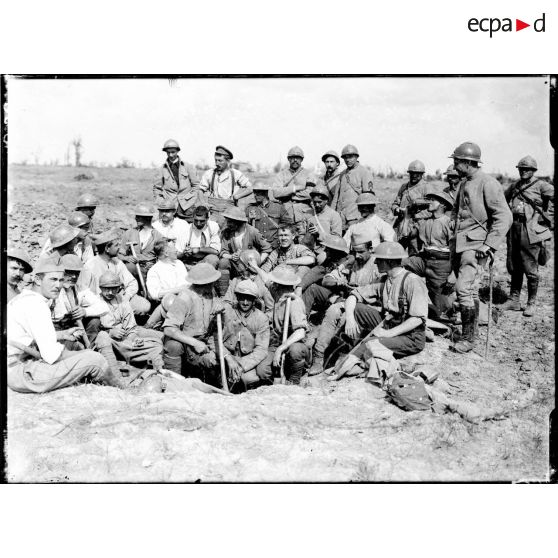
[305,184,343,241]
[223,249,274,319]
[246,182,293,249]
[144,293,177,332]
[41,212,95,264]
[299,235,351,317]
[51,254,109,348]
[180,204,221,268]
[7,257,122,393]
[257,266,311,385]
[213,279,271,392]
[403,190,455,320]
[217,206,272,296]
[42,223,81,261]
[84,229,151,316]
[119,204,164,280]
[95,272,165,374]
[256,225,316,280]
[146,239,189,301]
[7,246,32,301]
[152,199,190,256]
[309,241,427,374]
[343,193,395,251]
[162,263,224,378]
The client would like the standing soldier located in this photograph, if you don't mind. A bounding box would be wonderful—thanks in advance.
[321,150,343,202]
[272,146,312,202]
[449,142,512,353]
[343,193,396,251]
[153,139,202,223]
[119,204,164,280]
[7,247,32,301]
[7,257,121,393]
[392,160,432,256]
[503,156,554,317]
[443,164,461,202]
[331,144,374,232]
[199,146,252,225]
[245,182,293,249]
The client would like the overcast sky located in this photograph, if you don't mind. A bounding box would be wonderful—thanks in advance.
[6,76,553,175]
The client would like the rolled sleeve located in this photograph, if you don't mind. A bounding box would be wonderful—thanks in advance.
[405,276,429,320]
[289,298,309,332]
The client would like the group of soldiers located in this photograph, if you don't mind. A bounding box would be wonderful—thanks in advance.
[7,139,554,394]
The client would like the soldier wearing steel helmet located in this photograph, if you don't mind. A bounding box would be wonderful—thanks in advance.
[95,271,165,377]
[7,257,123,393]
[304,184,343,240]
[7,246,32,301]
[271,146,312,203]
[214,279,271,392]
[321,150,343,201]
[331,144,374,231]
[50,254,109,348]
[119,204,164,279]
[153,139,202,223]
[449,141,512,353]
[199,145,253,225]
[502,155,554,317]
[84,229,152,317]
[75,192,102,245]
[443,164,461,202]
[245,181,293,249]
[403,190,455,320]
[41,212,95,264]
[309,242,428,376]
[391,160,432,256]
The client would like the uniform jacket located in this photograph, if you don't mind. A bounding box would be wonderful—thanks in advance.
[119,227,164,267]
[224,275,274,319]
[219,305,270,372]
[220,224,273,256]
[100,295,138,339]
[504,177,554,244]
[332,163,374,223]
[451,170,512,254]
[272,168,312,202]
[322,170,343,202]
[303,204,343,238]
[417,214,453,252]
[392,179,432,228]
[153,158,202,212]
[246,200,293,248]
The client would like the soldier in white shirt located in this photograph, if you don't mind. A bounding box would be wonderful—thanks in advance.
[199,145,252,225]
[152,199,190,255]
[180,204,221,268]
[343,193,396,250]
[7,257,121,393]
[146,239,190,301]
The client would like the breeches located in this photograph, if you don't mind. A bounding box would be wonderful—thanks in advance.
[7,350,109,394]
[452,249,486,307]
[506,221,540,281]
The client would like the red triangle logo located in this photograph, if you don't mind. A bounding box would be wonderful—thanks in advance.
[516,19,530,31]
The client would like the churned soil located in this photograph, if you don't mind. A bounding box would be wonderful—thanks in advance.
[5,165,554,482]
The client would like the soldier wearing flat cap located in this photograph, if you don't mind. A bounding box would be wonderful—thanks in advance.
[245,181,293,249]
[199,145,253,226]
[153,139,202,223]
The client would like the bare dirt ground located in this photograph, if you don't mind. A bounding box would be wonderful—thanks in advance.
[5,165,554,482]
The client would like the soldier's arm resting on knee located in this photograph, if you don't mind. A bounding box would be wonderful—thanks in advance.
[273,327,306,367]
[373,316,423,339]
[163,326,207,353]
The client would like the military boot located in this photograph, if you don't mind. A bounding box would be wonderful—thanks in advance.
[163,354,183,375]
[308,353,324,376]
[473,299,480,337]
[502,291,521,311]
[523,278,539,317]
[451,307,476,353]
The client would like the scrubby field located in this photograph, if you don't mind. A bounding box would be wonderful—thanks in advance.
[5,165,554,482]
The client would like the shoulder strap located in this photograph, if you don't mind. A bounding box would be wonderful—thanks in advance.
[398,271,412,319]
[229,168,237,195]
[209,170,217,196]
[282,168,303,190]
[510,178,541,200]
